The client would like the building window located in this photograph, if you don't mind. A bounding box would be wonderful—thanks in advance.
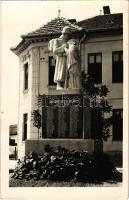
[88,53,102,84]
[24,63,28,90]
[91,109,102,139]
[22,113,28,141]
[48,56,56,85]
[112,109,123,141]
[112,51,123,83]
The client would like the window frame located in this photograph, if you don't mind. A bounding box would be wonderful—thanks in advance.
[48,56,56,86]
[88,53,102,84]
[24,62,29,90]
[112,108,123,141]
[112,51,123,83]
[22,113,28,141]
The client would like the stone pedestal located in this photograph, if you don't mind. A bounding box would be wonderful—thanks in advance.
[25,139,103,155]
[42,89,84,138]
[26,89,103,155]
[41,89,92,140]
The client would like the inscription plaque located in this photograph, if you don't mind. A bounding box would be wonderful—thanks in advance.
[42,94,83,138]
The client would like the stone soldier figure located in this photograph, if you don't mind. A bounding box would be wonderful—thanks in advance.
[48,26,81,90]
[50,26,72,90]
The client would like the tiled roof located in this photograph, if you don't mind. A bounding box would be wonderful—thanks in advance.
[22,13,122,38]
[11,13,123,56]
[21,17,83,38]
[77,13,122,31]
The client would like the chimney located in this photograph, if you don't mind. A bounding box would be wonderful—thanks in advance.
[103,6,111,15]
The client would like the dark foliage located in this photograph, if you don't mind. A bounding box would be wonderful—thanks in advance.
[31,110,41,129]
[81,72,112,141]
[11,147,121,183]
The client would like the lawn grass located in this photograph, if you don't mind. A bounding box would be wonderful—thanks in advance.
[9,177,122,187]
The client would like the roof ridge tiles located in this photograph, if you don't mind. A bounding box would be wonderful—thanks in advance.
[77,13,122,24]
[21,17,83,38]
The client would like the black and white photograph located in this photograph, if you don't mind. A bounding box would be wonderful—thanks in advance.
[0,0,128,199]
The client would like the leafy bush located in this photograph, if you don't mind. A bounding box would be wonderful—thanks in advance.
[31,110,41,129]
[81,72,112,141]
[11,146,121,183]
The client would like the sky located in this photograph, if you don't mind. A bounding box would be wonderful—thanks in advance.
[1,0,128,133]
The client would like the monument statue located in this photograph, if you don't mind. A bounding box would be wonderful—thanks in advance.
[48,26,81,90]
[64,38,81,89]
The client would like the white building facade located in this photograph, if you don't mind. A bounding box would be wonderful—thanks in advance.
[11,12,123,159]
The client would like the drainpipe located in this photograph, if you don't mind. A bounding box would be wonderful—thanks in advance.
[38,47,40,139]
[79,30,87,73]
[79,30,87,48]
[79,30,87,140]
